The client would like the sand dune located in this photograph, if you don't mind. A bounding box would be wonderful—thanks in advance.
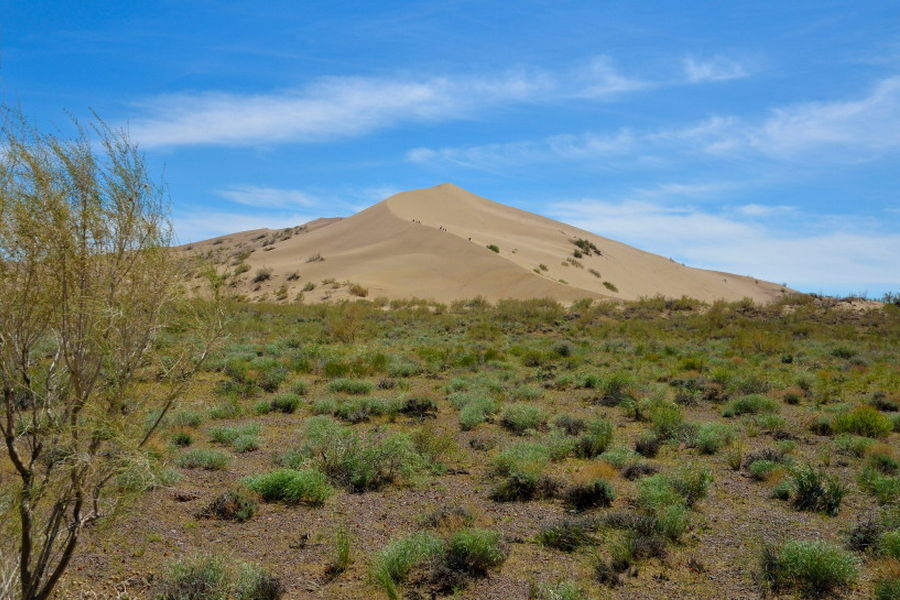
[182,183,787,304]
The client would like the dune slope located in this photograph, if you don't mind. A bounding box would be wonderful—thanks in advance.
[182,183,786,304]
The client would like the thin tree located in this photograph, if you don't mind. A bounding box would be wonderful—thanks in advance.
[0,109,222,600]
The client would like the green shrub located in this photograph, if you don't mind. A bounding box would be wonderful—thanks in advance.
[878,529,900,559]
[234,563,284,600]
[760,540,859,598]
[269,393,302,414]
[176,448,230,471]
[875,577,900,600]
[172,410,204,428]
[537,517,598,552]
[154,554,231,600]
[445,528,506,575]
[859,467,900,505]
[370,532,444,600]
[791,465,846,516]
[531,580,592,600]
[500,403,546,434]
[326,527,352,577]
[172,431,193,447]
[649,403,686,441]
[834,433,875,457]
[210,422,261,446]
[723,394,778,417]
[691,422,735,454]
[233,434,260,453]
[562,479,615,511]
[574,418,613,458]
[749,460,781,481]
[328,378,375,395]
[197,489,257,522]
[486,244,500,253]
[832,405,893,438]
[242,469,332,506]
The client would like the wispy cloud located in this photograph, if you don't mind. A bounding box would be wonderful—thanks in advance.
[682,56,749,83]
[216,185,318,208]
[549,199,900,288]
[409,76,900,168]
[128,57,647,148]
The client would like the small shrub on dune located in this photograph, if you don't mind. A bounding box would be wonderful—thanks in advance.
[242,468,332,506]
[759,540,859,598]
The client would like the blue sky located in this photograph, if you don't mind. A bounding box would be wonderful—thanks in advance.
[2,1,898,296]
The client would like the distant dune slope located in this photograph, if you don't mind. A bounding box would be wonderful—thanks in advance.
[181,183,787,304]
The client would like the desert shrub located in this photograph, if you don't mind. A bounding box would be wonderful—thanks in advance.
[759,540,859,598]
[603,281,618,293]
[859,467,900,505]
[210,423,261,451]
[537,517,598,552]
[328,378,374,395]
[791,465,846,516]
[224,356,288,394]
[847,514,885,552]
[875,577,900,600]
[326,527,352,578]
[650,403,686,441]
[879,530,900,559]
[867,444,900,474]
[369,532,444,599]
[562,479,615,511]
[832,405,893,438]
[269,394,302,414]
[532,580,593,600]
[234,563,284,600]
[834,433,875,457]
[400,397,438,419]
[486,244,500,253]
[348,283,368,297]
[622,462,658,480]
[691,422,735,454]
[198,489,257,522]
[749,460,782,481]
[177,448,230,471]
[553,413,586,436]
[500,403,546,434]
[445,528,506,575]
[172,431,193,447]
[634,434,660,458]
[252,268,272,283]
[458,398,498,430]
[296,417,427,492]
[421,505,475,531]
[154,554,231,600]
[154,555,283,600]
[723,394,778,417]
[172,410,205,428]
[573,418,613,458]
[333,397,395,423]
[242,469,332,506]
[600,447,640,468]
[597,372,633,405]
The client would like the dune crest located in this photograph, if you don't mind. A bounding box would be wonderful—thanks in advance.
[182,183,786,303]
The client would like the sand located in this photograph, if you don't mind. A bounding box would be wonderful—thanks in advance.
[181,183,787,304]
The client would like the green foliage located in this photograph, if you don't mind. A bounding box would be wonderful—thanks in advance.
[573,418,614,458]
[531,580,592,600]
[154,555,283,600]
[832,405,893,438]
[691,422,735,454]
[562,479,615,511]
[486,244,500,253]
[326,527,352,577]
[328,378,375,395]
[269,393,302,414]
[197,489,258,523]
[723,394,778,417]
[176,448,230,471]
[537,517,598,552]
[760,541,859,598]
[369,532,444,599]
[445,528,506,574]
[242,469,332,506]
[791,465,847,516]
[499,403,546,434]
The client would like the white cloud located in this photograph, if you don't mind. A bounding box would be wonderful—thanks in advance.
[736,203,795,217]
[216,185,318,208]
[683,56,749,83]
[128,58,646,148]
[173,211,318,244]
[548,199,900,288]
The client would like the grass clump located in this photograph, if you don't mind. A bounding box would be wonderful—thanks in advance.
[197,489,258,523]
[531,580,593,600]
[723,394,778,417]
[445,528,506,575]
[832,405,893,438]
[325,527,352,578]
[242,469,332,506]
[537,517,598,552]
[499,403,546,434]
[328,378,375,395]
[790,465,847,516]
[690,422,736,454]
[176,448,230,471]
[759,540,859,598]
[562,478,615,511]
[154,554,284,600]
[369,532,444,600]
[573,418,613,458]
